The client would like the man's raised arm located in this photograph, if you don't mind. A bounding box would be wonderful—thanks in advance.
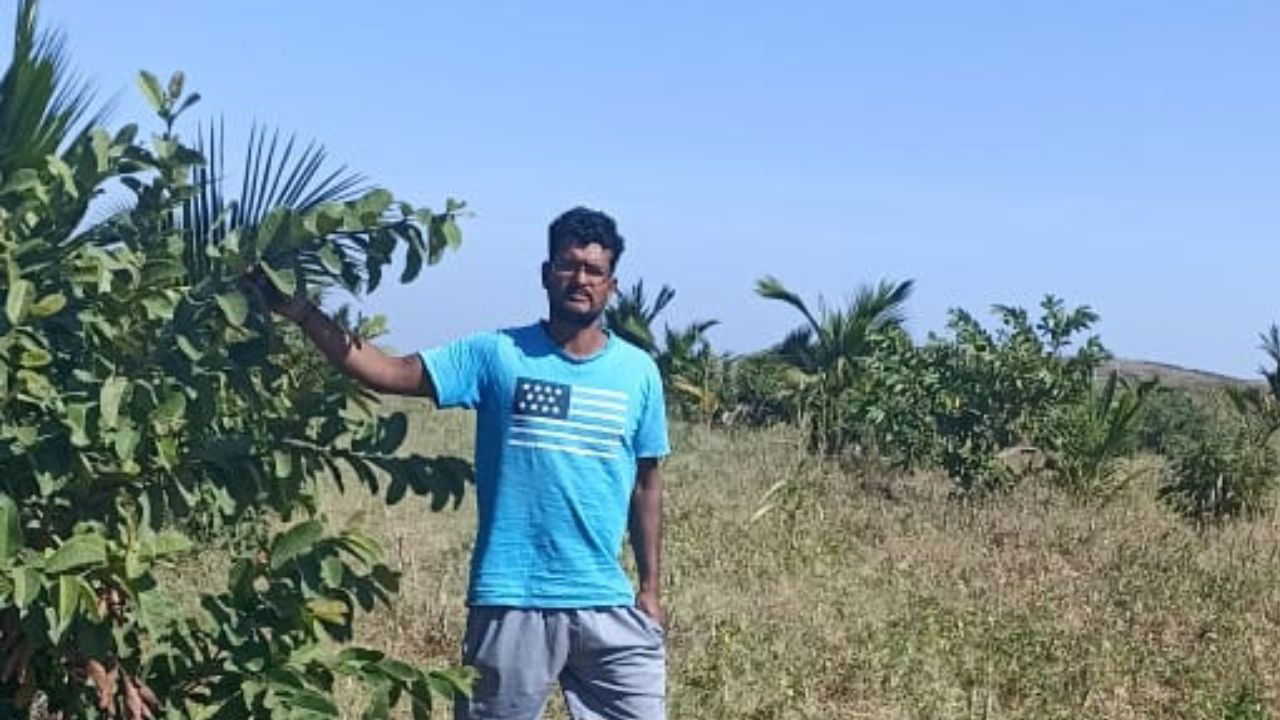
[278,297,435,399]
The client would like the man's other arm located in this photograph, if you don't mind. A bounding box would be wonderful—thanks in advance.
[280,298,436,400]
[629,457,665,626]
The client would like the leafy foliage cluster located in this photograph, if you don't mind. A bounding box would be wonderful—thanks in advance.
[613,270,1280,516]
[1,3,471,717]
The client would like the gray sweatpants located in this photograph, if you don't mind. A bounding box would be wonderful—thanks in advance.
[454,606,667,720]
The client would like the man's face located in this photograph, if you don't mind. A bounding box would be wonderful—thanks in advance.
[542,242,617,327]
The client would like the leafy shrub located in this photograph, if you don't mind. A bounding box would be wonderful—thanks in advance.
[915,297,1108,493]
[1157,421,1278,525]
[721,353,802,428]
[1036,372,1156,498]
[1135,386,1209,455]
[1220,683,1275,720]
[846,329,939,470]
[0,10,471,717]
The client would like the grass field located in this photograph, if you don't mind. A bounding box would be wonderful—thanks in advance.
[305,399,1280,719]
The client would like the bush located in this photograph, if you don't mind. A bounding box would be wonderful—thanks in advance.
[1035,373,1156,498]
[0,14,471,717]
[1135,386,1210,456]
[901,297,1107,493]
[1157,421,1278,525]
[721,354,802,428]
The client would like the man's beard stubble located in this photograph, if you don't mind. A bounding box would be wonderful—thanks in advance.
[548,299,602,329]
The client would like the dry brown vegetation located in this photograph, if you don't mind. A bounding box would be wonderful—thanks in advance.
[286,401,1280,719]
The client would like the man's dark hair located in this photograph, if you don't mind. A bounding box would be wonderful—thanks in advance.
[548,207,625,272]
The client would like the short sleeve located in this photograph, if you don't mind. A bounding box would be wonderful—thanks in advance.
[419,333,491,409]
[633,364,670,459]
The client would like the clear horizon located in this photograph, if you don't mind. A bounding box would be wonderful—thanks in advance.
[13,1,1280,378]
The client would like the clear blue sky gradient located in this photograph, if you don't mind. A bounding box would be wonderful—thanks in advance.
[18,1,1280,377]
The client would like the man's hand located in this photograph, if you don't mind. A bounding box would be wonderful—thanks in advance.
[629,458,664,629]
[635,589,666,629]
[245,268,312,322]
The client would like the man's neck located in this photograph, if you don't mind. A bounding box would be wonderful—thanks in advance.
[544,317,608,359]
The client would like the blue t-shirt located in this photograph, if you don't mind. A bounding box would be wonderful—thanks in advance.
[420,322,670,608]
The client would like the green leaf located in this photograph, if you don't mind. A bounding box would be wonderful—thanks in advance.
[47,156,78,197]
[362,680,392,720]
[56,575,82,637]
[151,388,187,426]
[262,261,298,298]
[66,403,91,447]
[401,237,423,284]
[320,555,344,587]
[375,659,419,683]
[138,70,165,111]
[283,689,339,717]
[378,413,408,454]
[335,647,384,665]
[91,129,111,171]
[357,188,393,219]
[270,520,325,569]
[216,289,249,326]
[30,293,67,318]
[228,558,255,603]
[0,168,41,195]
[0,494,23,561]
[140,293,176,320]
[273,449,294,480]
[176,334,203,361]
[114,424,141,463]
[12,567,40,609]
[100,376,128,430]
[336,530,383,567]
[6,278,34,325]
[19,347,51,368]
[125,548,148,580]
[142,257,185,285]
[152,529,194,558]
[167,70,185,98]
[45,533,108,574]
[317,244,343,275]
[442,217,462,250]
[305,597,348,625]
[411,690,431,720]
[428,668,475,699]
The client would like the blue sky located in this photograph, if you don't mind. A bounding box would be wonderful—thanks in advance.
[20,1,1280,377]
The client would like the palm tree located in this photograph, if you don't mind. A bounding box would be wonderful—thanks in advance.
[0,0,99,171]
[0,0,107,251]
[660,319,724,421]
[756,275,914,452]
[1259,324,1280,399]
[606,279,675,353]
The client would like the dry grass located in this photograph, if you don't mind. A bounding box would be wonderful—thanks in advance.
[289,401,1280,718]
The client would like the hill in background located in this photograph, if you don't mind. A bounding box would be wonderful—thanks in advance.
[1104,357,1258,390]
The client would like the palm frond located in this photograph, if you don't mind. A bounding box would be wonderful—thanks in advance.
[607,280,675,354]
[1258,323,1280,398]
[756,275,820,336]
[849,278,914,333]
[774,325,818,373]
[183,122,367,287]
[0,0,102,172]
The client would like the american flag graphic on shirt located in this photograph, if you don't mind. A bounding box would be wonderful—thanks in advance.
[508,377,627,459]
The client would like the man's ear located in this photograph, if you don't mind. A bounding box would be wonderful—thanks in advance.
[540,260,551,290]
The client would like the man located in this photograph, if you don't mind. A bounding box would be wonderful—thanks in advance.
[276,207,669,720]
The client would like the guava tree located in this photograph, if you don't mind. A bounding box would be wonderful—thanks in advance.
[0,2,471,717]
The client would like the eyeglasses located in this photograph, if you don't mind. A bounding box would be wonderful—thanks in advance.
[550,259,611,284]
